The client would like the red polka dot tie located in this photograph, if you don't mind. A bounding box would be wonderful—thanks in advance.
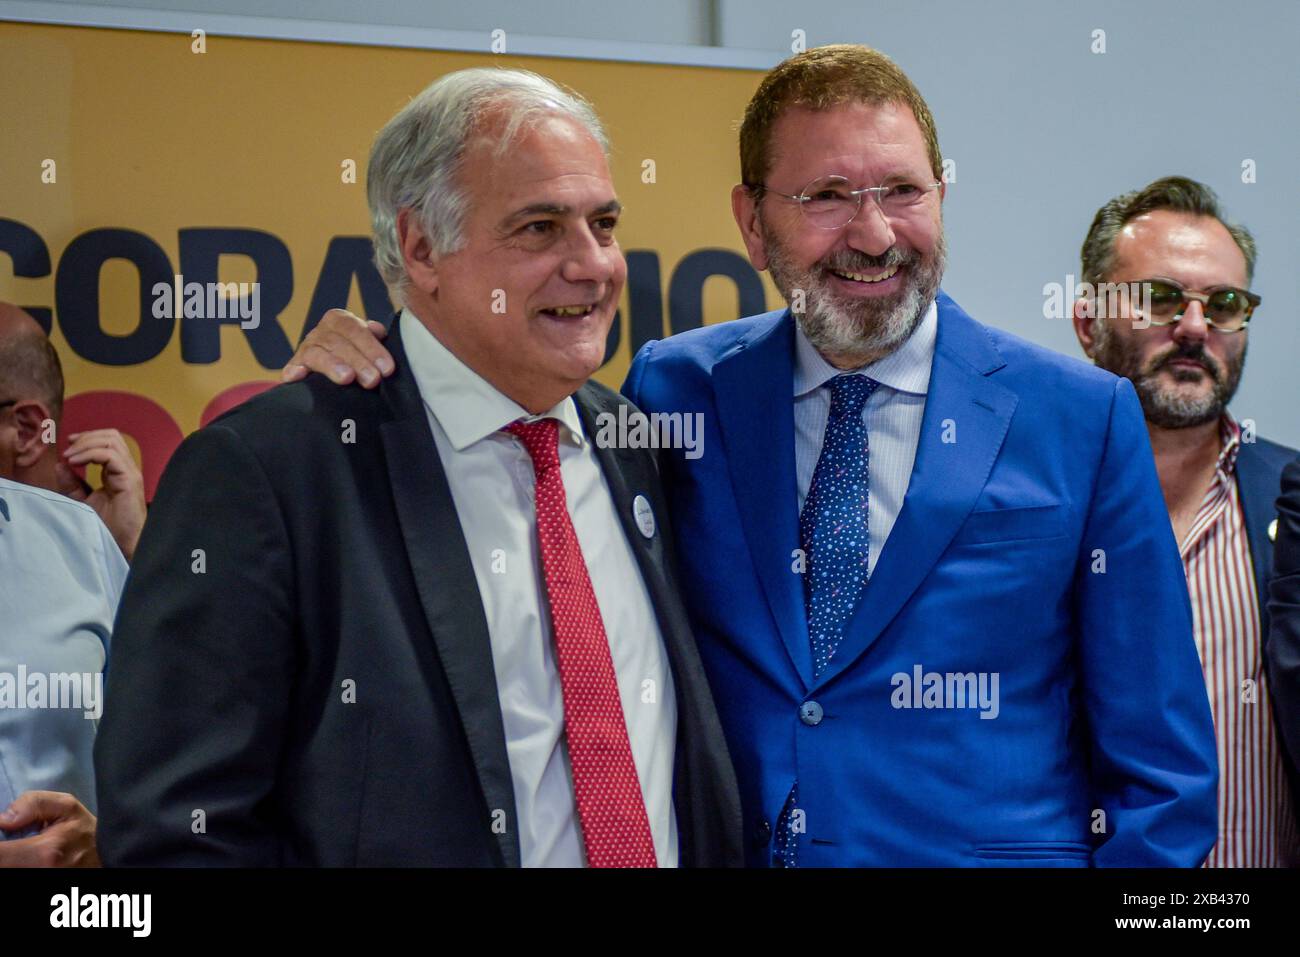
[505,417,658,868]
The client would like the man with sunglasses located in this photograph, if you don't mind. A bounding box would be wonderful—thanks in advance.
[1072,175,1298,867]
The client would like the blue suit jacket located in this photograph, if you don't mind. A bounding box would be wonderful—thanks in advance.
[623,290,1219,867]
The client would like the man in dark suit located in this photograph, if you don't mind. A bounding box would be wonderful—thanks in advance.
[1073,176,1299,866]
[93,67,742,867]
[1267,461,1300,810]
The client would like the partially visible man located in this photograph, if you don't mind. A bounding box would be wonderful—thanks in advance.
[0,474,126,867]
[95,68,742,867]
[1268,460,1300,795]
[1072,176,1299,867]
[0,302,146,561]
[288,46,1219,867]
[0,304,132,867]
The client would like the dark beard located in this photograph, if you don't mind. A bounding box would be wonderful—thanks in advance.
[1089,320,1245,429]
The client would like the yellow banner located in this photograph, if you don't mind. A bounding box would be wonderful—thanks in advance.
[0,22,776,494]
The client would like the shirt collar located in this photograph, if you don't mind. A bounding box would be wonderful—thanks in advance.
[399,308,586,452]
[793,298,938,398]
[1215,412,1242,480]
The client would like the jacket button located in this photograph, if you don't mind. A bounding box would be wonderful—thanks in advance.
[800,700,824,725]
[753,818,772,846]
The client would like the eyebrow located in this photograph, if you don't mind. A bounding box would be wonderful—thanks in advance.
[500,199,622,228]
[1149,276,1247,292]
[879,170,934,185]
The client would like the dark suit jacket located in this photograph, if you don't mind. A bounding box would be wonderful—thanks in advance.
[94,318,743,867]
[1264,452,1300,785]
[1239,437,1298,641]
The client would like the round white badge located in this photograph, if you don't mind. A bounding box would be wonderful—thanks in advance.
[633,494,656,539]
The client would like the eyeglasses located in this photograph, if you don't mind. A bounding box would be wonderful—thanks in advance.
[751,173,943,229]
[1135,279,1260,333]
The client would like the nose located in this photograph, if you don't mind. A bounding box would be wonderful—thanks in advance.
[560,222,619,287]
[843,196,896,257]
[1172,298,1209,346]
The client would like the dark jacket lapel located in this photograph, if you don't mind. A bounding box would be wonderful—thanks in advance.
[573,382,744,867]
[817,292,1018,686]
[572,383,676,624]
[376,317,521,867]
[1236,440,1282,639]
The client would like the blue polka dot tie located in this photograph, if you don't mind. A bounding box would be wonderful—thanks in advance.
[802,373,879,679]
[775,373,878,867]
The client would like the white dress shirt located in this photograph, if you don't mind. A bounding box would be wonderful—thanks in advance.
[400,309,678,867]
[793,299,937,576]
[0,476,126,819]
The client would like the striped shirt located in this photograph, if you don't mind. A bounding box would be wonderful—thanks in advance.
[1182,415,1299,867]
[793,300,936,576]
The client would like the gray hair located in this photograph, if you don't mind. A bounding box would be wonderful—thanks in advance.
[1080,175,1257,287]
[367,68,609,301]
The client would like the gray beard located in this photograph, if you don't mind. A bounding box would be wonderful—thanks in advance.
[1089,318,1246,429]
[762,218,947,365]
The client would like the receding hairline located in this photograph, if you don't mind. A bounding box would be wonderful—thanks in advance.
[1110,208,1252,283]
[761,99,936,182]
[738,44,944,189]
[457,108,619,232]
[465,91,610,159]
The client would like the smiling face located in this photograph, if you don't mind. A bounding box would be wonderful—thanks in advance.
[732,100,946,367]
[401,110,625,413]
[1079,209,1250,430]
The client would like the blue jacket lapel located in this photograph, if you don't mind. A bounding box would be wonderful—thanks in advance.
[713,310,812,689]
[817,292,1019,686]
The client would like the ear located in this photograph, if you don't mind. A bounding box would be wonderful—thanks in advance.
[397,208,441,296]
[1072,297,1098,359]
[11,400,55,468]
[731,184,769,272]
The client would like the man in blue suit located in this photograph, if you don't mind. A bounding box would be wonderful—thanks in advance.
[620,45,1217,867]
[288,46,1219,867]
